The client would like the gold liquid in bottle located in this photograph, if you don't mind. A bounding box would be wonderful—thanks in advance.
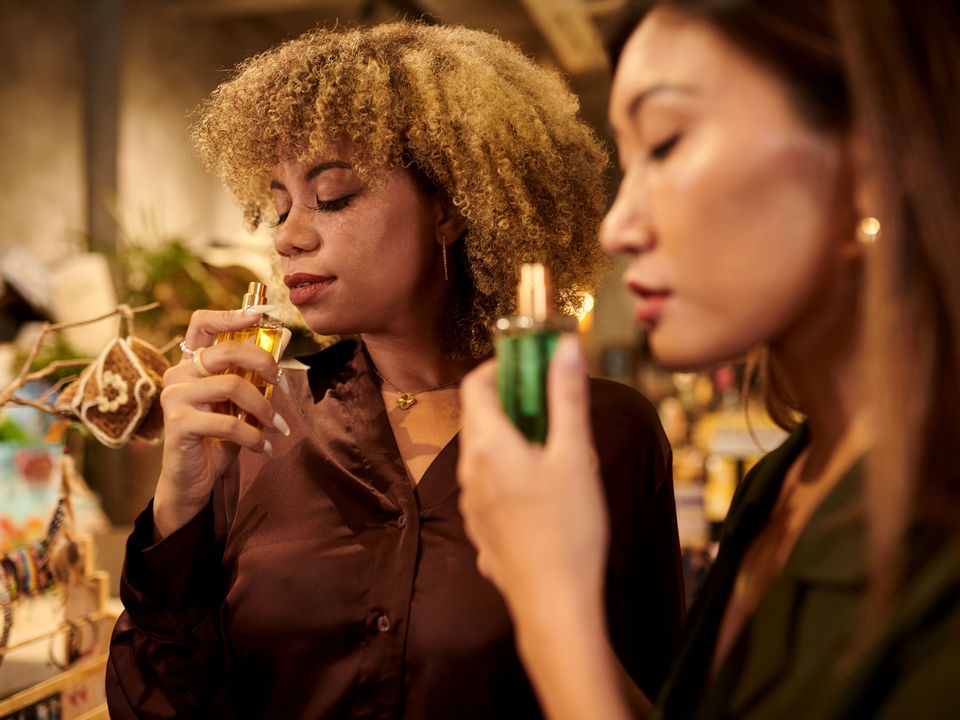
[495,263,576,443]
[212,281,284,429]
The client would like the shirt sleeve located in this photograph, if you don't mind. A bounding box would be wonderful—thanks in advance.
[105,499,233,720]
[608,428,686,700]
[590,379,687,700]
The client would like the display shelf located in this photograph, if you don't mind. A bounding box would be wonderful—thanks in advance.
[0,654,109,719]
[0,538,117,720]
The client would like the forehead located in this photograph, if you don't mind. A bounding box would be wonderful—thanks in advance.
[609,7,751,115]
[274,143,353,174]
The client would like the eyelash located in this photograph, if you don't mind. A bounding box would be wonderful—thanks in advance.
[308,195,354,213]
[649,134,681,161]
[271,195,354,226]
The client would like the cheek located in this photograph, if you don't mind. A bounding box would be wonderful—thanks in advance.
[336,215,436,308]
[649,131,847,368]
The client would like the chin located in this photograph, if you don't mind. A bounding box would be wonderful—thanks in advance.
[648,327,754,373]
[298,313,355,339]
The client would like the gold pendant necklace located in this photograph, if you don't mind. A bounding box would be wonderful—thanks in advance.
[372,367,459,410]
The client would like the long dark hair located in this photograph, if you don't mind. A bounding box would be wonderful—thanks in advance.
[833,0,960,620]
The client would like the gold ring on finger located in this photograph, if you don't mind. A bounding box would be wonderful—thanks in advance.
[193,347,213,378]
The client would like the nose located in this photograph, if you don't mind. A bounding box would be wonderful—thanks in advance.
[600,166,654,257]
[274,205,321,257]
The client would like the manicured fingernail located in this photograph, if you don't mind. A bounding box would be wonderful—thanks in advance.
[262,439,274,456]
[279,328,293,354]
[276,368,290,395]
[273,412,291,437]
[244,303,278,314]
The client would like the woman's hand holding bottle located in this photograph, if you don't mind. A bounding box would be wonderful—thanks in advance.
[153,307,291,539]
[459,339,603,588]
[458,335,634,720]
[459,335,607,613]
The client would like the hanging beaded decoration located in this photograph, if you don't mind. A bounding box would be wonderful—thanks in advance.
[0,498,75,668]
[0,561,12,653]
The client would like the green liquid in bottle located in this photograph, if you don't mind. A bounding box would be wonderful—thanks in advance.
[496,321,570,444]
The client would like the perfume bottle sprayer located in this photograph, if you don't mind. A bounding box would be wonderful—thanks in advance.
[212,282,284,428]
[495,263,577,443]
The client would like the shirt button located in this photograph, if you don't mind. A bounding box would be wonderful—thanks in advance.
[397,514,407,529]
[376,613,391,633]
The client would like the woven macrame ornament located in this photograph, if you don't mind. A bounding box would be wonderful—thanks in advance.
[56,336,169,448]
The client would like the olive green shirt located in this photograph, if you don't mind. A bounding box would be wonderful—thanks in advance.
[656,424,960,719]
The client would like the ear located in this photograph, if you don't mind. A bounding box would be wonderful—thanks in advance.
[849,131,881,222]
[432,190,467,248]
[837,129,883,257]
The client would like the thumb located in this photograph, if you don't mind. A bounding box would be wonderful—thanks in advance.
[278,327,293,358]
[545,334,591,448]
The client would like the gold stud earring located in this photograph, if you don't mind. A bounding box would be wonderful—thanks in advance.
[857,216,881,244]
[441,234,448,281]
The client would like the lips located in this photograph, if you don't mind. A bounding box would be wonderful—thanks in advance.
[284,272,336,306]
[626,280,673,325]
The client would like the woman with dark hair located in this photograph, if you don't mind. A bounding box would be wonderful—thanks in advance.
[457,1,960,718]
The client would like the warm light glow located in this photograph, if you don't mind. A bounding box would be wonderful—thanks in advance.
[576,292,595,323]
[858,216,881,243]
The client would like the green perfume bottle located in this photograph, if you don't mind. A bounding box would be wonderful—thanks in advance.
[496,263,577,443]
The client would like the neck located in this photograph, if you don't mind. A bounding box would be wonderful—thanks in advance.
[362,330,475,392]
[770,266,866,479]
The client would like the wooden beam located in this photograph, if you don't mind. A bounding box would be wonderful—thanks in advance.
[82,0,123,292]
[582,0,628,15]
[519,0,609,75]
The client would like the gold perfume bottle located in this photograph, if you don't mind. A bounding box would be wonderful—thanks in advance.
[495,263,577,443]
[212,281,284,428]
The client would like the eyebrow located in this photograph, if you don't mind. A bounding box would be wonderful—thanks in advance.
[610,83,699,137]
[626,83,698,120]
[270,160,353,190]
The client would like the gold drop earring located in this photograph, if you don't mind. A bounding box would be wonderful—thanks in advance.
[857,216,881,244]
[441,234,448,281]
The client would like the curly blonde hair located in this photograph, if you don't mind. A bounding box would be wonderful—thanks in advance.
[192,21,609,358]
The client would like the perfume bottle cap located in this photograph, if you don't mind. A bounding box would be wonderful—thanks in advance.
[242,282,268,310]
[517,263,554,322]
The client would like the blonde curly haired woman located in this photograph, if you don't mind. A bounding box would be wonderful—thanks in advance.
[105,21,685,720]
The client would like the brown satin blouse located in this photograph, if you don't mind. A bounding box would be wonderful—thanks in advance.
[106,339,685,719]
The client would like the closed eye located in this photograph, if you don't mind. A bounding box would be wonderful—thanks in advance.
[308,195,354,213]
[649,134,681,161]
[270,194,353,226]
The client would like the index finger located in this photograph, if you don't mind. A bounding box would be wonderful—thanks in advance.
[544,335,591,450]
[459,359,503,439]
[460,358,532,457]
[182,306,278,353]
